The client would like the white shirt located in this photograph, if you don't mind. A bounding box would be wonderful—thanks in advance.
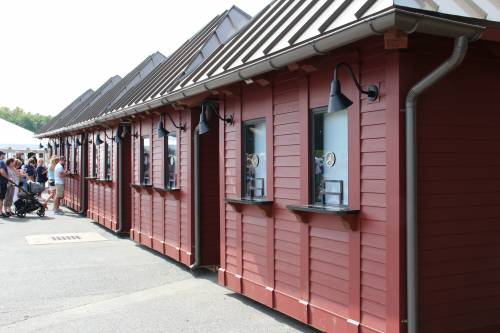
[54,163,65,185]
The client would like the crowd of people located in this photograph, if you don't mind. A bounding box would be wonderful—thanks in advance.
[0,150,67,218]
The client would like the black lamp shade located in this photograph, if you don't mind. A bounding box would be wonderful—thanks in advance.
[115,127,123,144]
[157,120,169,138]
[198,109,210,135]
[76,138,82,146]
[327,79,353,113]
[39,143,44,149]
[95,134,104,146]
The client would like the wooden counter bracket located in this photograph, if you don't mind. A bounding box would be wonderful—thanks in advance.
[286,204,359,230]
[225,198,274,217]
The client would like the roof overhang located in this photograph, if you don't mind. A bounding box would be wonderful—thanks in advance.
[36,8,485,138]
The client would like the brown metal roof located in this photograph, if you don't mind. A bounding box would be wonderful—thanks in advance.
[37,0,499,137]
[37,89,94,135]
[175,0,499,90]
[70,52,166,126]
[105,6,251,114]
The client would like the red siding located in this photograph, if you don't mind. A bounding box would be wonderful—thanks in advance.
[63,144,82,212]
[412,36,500,333]
[87,128,119,231]
[130,109,194,266]
[218,37,402,333]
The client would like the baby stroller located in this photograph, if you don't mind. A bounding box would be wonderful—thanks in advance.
[9,180,46,217]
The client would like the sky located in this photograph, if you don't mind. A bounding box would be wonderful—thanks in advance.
[0,0,270,116]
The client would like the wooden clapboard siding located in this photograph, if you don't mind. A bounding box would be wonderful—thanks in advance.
[86,128,119,231]
[410,36,500,333]
[130,108,199,265]
[218,36,403,333]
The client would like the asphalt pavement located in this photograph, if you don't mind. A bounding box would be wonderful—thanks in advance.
[0,208,317,333]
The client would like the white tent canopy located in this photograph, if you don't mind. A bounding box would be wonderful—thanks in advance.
[0,118,43,150]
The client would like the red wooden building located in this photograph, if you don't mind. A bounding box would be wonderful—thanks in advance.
[37,1,500,333]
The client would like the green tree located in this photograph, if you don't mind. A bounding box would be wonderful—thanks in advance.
[0,106,51,133]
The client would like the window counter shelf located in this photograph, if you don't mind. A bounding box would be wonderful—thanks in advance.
[131,183,153,190]
[225,197,273,217]
[153,186,180,195]
[94,179,113,184]
[286,204,359,230]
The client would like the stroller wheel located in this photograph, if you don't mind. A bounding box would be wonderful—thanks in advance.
[37,209,45,217]
[16,209,26,218]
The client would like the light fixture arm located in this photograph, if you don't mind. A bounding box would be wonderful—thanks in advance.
[103,132,115,141]
[205,102,234,124]
[334,62,379,100]
[164,113,186,131]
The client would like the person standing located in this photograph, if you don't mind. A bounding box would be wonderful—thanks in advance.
[46,156,59,203]
[53,156,67,214]
[23,158,36,182]
[4,158,18,216]
[0,151,12,218]
[36,159,48,185]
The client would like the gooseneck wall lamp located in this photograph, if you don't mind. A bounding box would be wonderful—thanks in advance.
[114,124,139,144]
[95,134,104,146]
[158,113,186,139]
[328,62,379,113]
[198,102,234,135]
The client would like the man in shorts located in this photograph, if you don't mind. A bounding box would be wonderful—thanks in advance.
[53,156,67,214]
[0,151,12,218]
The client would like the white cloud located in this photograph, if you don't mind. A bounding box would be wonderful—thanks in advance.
[0,0,270,115]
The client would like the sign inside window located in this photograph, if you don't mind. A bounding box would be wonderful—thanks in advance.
[243,119,266,198]
[142,136,151,184]
[312,108,348,206]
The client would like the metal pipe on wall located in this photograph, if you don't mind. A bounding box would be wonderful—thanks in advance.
[190,125,201,270]
[116,124,128,235]
[78,133,88,215]
[405,35,469,333]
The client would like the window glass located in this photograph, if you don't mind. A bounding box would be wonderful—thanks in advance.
[141,136,151,184]
[312,107,349,206]
[66,143,71,171]
[165,133,177,188]
[104,141,112,180]
[92,143,97,177]
[243,119,266,198]
[73,145,78,173]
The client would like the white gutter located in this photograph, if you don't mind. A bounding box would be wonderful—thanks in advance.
[35,8,483,138]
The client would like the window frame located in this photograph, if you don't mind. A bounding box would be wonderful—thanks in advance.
[66,141,71,172]
[163,132,178,189]
[310,106,350,207]
[140,135,151,185]
[103,140,112,180]
[91,142,97,177]
[72,143,78,174]
[242,118,267,200]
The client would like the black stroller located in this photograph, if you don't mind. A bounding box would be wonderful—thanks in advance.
[9,180,46,217]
